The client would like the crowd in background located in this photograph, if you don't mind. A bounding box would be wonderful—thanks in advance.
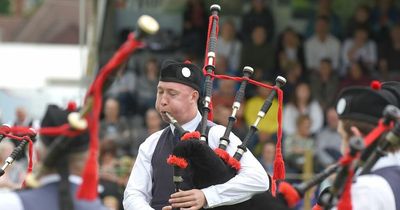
[1,0,400,209]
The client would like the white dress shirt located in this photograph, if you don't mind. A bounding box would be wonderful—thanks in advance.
[305,35,341,71]
[123,111,269,210]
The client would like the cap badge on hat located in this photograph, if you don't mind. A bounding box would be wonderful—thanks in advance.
[336,98,347,115]
[181,67,191,78]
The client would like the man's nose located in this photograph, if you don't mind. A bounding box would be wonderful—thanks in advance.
[159,95,168,106]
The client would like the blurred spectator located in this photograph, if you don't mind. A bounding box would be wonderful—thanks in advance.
[341,26,377,75]
[181,0,208,58]
[305,0,342,39]
[305,16,341,71]
[135,57,159,116]
[245,82,278,153]
[217,19,242,72]
[99,98,131,157]
[99,140,119,183]
[213,103,248,141]
[310,58,339,111]
[280,62,304,104]
[131,109,162,156]
[315,108,342,168]
[13,106,33,127]
[276,27,306,73]
[258,141,276,175]
[283,82,324,136]
[99,140,122,210]
[212,79,236,108]
[378,23,400,79]
[339,62,372,91]
[0,140,25,190]
[346,4,372,39]
[106,63,137,116]
[241,0,275,43]
[12,106,37,161]
[284,115,315,175]
[240,26,275,81]
[370,0,400,42]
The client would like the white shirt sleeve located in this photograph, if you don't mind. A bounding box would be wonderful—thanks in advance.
[0,191,24,210]
[123,130,164,210]
[201,125,269,208]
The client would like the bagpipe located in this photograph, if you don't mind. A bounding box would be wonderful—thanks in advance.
[277,104,400,210]
[164,4,290,210]
[164,4,400,210]
[0,14,159,201]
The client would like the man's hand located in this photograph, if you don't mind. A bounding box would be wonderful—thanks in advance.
[163,189,206,210]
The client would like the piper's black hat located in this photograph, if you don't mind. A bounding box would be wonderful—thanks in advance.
[336,81,400,124]
[159,60,203,93]
[40,104,89,152]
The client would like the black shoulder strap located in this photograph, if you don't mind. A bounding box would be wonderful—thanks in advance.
[195,121,216,144]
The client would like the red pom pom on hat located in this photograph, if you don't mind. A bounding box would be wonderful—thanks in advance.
[184,60,192,64]
[67,101,77,112]
[370,80,381,90]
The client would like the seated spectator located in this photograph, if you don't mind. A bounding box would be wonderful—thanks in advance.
[305,0,342,39]
[339,62,372,91]
[345,4,372,39]
[99,140,123,210]
[131,108,163,156]
[310,58,339,111]
[241,0,275,43]
[135,57,159,116]
[181,0,208,57]
[240,26,275,81]
[212,79,236,108]
[370,0,400,42]
[280,62,304,104]
[11,106,38,161]
[106,63,137,116]
[283,82,324,136]
[378,23,400,79]
[276,27,306,73]
[341,26,377,76]
[213,103,248,142]
[315,107,342,169]
[99,98,131,157]
[258,141,276,175]
[217,19,242,72]
[305,16,341,72]
[284,115,315,178]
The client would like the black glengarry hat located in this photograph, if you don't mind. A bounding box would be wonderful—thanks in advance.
[336,81,400,124]
[40,104,89,152]
[159,60,203,93]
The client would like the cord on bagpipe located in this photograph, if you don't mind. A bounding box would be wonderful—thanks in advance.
[0,125,36,182]
[276,105,399,210]
[0,15,160,201]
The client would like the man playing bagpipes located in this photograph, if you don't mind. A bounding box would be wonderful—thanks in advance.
[276,81,400,210]
[325,81,400,210]
[0,105,108,210]
[123,60,272,210]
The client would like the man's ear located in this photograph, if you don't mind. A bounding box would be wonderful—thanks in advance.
[350,126,362,137]
[191,90,199,103]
